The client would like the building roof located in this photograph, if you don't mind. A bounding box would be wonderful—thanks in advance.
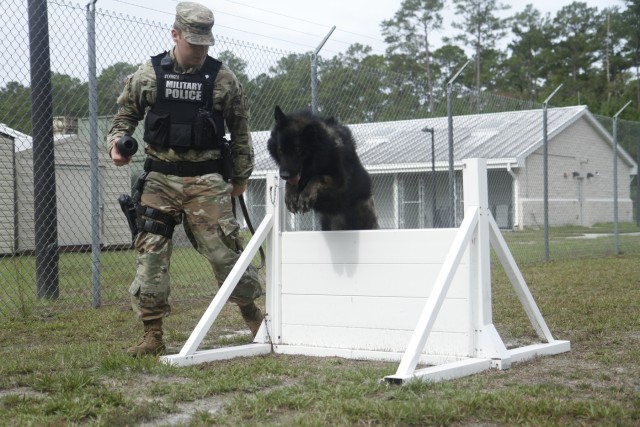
[0,123,32,152]
[0,123,79,153]
[251,105,637,176]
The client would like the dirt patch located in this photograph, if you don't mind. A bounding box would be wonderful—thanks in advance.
[0,387,48,401]
[137,398,226,427]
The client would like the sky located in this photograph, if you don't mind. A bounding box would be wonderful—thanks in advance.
[93,0,622,57]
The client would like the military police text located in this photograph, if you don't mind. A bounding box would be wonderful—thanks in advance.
[165,76,203,101]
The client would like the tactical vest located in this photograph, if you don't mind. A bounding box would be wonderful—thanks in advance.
[144,51,225,151]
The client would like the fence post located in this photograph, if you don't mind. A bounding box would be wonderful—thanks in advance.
[422,127,436,227]
[542,84,563,262]
[446,60,470,227]
[310,26,335,114]
[613,101,632,255]
[28,0,59,299]
[87,0,101,307]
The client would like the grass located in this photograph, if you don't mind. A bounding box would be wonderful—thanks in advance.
[0,248,639,425]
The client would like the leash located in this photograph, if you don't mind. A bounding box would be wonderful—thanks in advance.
[233,195,266,269]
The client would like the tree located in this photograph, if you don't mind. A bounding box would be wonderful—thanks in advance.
[621,0,640,107]
[319,44,426,123]
[217,50,250,88]
[381,0,444,113]
[594,7,632,109]
[547,2,603,105]
[247,53,312,131]
[449,0,511,95]
[51,72,88,120]
[431,44,468,86]
[0,81,32,134]
[318,44,385,122]
[97,62,139,116]
[501,4,554,102]
[1,74,89,135]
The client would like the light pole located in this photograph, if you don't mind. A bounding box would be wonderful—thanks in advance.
[423,127,436,227]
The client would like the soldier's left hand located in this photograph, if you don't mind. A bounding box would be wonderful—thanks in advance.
[231,183,246,197]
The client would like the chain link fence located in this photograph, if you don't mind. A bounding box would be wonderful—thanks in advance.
[1,0,638,320]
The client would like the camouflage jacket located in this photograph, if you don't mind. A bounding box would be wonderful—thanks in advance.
[107,48,254,186]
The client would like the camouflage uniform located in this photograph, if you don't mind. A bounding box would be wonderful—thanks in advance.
[107,4,262,328]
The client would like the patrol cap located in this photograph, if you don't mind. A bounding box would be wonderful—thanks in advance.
[174,2,215,46]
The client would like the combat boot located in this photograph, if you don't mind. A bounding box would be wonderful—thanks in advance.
[238,301,264,338]
[127,318,166,357]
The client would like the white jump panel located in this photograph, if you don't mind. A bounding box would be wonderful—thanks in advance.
[278,228,471,358]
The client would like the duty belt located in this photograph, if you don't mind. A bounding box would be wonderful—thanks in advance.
[144,157,222,177]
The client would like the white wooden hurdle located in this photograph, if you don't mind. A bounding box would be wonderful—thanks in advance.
[161,158,570,383]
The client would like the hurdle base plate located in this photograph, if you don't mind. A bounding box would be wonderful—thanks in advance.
[160,343,271,367]
[384,340,571,384]
[272,344,467,366]
[384,358,491,384]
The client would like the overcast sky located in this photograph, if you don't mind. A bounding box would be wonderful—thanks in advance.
[94,0,622,56]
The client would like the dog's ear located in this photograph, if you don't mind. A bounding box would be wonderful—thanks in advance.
[274,105,287,125]
[302,123,319,143]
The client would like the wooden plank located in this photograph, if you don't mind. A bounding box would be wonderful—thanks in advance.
[281,294,469,332]
[280,324,470,356]
[274,344,466,365]
[282,228,459,264]
[281,263,469,299]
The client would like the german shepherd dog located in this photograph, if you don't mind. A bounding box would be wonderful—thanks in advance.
[267,105,379,231]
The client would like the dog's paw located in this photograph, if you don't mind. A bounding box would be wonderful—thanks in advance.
[285,192,300,213]
[285,200,300,213]
[296,193,315,213]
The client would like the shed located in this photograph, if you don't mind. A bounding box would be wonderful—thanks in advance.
[245,106,637,230]
[14,133,132,251]
[0,125,18,254]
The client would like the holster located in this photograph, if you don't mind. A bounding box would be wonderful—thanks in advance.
[118,194,139,239]
[118,170,149,241]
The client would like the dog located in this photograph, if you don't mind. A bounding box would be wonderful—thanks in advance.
[267,105,379,231]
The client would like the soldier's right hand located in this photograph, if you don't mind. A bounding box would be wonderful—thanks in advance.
[110,144,132,167]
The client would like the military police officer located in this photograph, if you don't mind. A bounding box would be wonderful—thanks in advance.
[108,1,263,357]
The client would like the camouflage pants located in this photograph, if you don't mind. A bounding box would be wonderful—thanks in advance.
[129,170,262,321]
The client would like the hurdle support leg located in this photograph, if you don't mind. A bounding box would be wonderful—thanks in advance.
[160,189,278,367]
[384,158,569,384]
